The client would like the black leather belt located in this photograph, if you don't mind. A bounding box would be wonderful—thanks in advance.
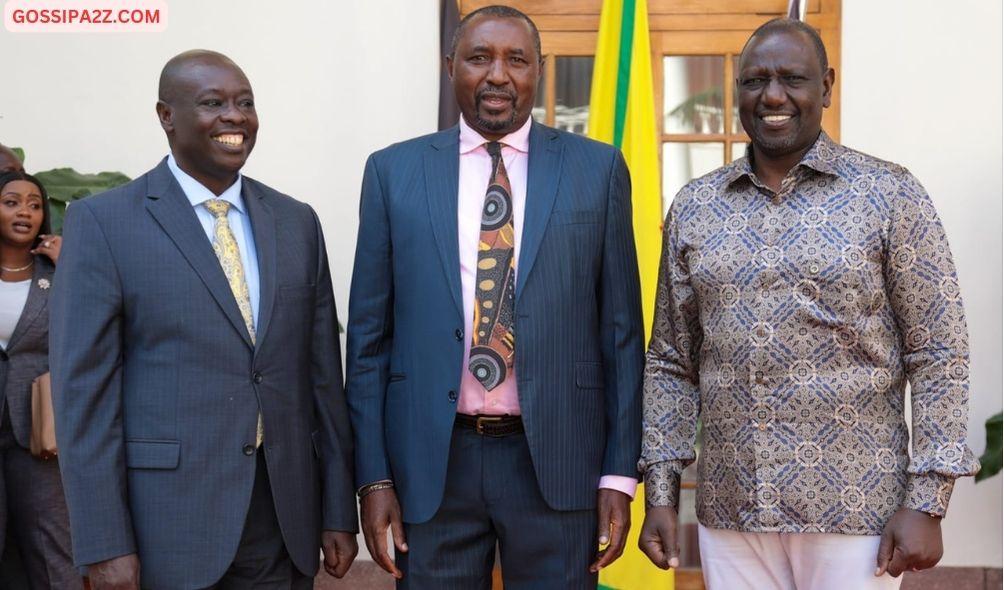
[455,414,524,437]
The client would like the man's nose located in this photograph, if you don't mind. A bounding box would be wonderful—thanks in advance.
[220,100,247,124]
[486,58,507,85]
[762,77,786,106]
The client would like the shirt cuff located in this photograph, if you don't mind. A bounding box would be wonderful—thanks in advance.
[644,461,682,509]
[904,472,956,517]
[598,475,638,499]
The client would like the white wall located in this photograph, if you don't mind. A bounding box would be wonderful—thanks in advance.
[0,0,442,318]
[842,0,1003,567]
[1,0,999,570]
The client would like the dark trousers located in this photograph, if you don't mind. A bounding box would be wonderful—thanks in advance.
[203,450,311,590]
[397,426,597,590]
[0,406,82,590]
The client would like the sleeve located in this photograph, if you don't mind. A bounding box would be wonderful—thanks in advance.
[639,196,703,509]
[598,150,645,480]
[308,207,360,533]
[883,169,980,517]
[344,154,395,488]
[49,200,135,565]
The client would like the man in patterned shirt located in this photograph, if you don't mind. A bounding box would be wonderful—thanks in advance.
[637,18,979,590]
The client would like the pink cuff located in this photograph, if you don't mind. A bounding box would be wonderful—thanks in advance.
[598,475,638,499]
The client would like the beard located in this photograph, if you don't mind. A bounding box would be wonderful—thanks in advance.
[752,122,801,155]
[474,85,519,132]
[475,108,518,132]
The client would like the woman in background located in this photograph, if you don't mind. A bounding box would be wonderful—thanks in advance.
[0,170,79,589]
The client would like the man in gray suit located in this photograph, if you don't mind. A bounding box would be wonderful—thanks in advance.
[50,50,357,589]
[346,6,644,588]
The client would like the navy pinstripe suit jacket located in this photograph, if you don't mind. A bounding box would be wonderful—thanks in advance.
[49,160,357,589]
[346,122,644,524]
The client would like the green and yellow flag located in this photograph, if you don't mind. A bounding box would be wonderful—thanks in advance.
[588,1,672,589]
[587,0,662,340]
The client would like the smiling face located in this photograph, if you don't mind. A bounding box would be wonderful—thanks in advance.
[448,15,541,140]
[737,29,833,163]
[157,56,258,195]
[0,180,45,249]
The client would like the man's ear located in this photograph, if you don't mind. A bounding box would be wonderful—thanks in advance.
[822,67,835,108]
[445,54,455,81]
[155,100,174,133]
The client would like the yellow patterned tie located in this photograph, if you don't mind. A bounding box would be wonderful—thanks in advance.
[204,199,263,447]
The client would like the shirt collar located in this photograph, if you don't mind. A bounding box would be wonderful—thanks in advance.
[166,153,245,213]
[458,115,532,155]
[725,131,840,188]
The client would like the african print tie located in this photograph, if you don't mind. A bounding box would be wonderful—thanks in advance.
[204,199,263,447]
[468,142,516,391]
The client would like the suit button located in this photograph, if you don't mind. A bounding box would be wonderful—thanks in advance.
[243,444,255,456]
[252,372,263,384]
[455,329,464,341]
[447,390,458,403]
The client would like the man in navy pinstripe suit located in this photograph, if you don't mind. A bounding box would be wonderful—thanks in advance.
[345,6,644,588]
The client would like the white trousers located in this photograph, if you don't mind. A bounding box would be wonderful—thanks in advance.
[698,524,903,590]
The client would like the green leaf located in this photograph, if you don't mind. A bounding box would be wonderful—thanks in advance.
[34,168,131,204]
[47,201,67,236]
[11,147,25,163]
[976,411,1002,483]
[26,167,131,234]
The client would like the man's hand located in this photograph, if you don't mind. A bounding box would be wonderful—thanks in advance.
[589,489,632,573]
[360,488,407,579]
[321,530,358,579]
[875,507,943,578]
[638,505,679,569]
[87,553,140,590]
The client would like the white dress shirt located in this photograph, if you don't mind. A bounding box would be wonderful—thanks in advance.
[167,154,260,327]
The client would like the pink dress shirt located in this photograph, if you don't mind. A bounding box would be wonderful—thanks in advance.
[455,117,637,498]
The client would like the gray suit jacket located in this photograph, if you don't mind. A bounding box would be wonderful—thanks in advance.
[0,256,55,448]
[50,159,357,589]
[346,122,644,523]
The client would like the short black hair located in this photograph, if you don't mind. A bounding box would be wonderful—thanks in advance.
[739,18,829,74]
[450,5,542,62]
[0,170,52,239]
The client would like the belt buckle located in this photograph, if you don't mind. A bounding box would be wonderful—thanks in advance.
[475,415,503,435]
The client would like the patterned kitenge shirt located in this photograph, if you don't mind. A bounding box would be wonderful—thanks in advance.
[640,132,979,534]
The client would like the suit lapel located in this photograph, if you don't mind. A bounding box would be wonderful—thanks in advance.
[143,159,254,350]
[4,256,53,352]
[516,123,563,303]
[424,129,464,318]
[243,180,276,350]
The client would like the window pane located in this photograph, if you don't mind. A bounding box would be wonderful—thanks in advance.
[663,142,725,214]
[731,141,748,161]
[555,56,594,135]
[663,56,725,135]
[532,68,546,123]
